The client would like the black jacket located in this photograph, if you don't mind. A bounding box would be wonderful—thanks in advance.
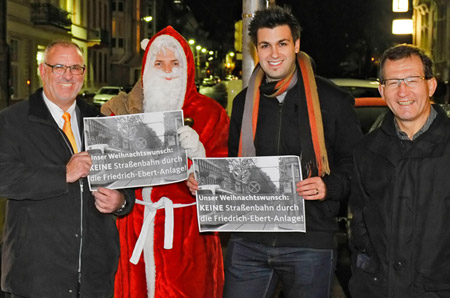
[349,106,450,298]
[228,73,362,248]
[0,89,133,298]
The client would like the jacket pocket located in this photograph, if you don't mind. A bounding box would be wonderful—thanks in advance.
[349,263,385,298]
[355,253,380,274]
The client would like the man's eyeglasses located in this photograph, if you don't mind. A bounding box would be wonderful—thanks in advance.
[45,63,86,75]
[381,76,425,89]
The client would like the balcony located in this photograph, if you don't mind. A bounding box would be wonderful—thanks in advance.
[31,3,72,30]
[88,28,110,47]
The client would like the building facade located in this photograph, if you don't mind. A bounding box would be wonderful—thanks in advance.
[6,0,113,101]
[413,0,449,87]
[5,0,206,102]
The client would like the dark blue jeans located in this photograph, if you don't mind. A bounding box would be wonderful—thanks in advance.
[223,236,336,298]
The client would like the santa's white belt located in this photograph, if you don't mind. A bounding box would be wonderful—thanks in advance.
[130,197,196,264]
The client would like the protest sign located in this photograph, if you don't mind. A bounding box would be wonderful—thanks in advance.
[84,111,188,190]
[193,156,305,232]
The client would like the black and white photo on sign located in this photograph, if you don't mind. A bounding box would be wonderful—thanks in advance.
[193,156,306,232]
[83,110,188,191]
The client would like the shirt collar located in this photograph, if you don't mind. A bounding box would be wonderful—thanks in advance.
[42,90,77,129]
[395,105,437,141]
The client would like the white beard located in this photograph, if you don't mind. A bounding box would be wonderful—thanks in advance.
[143,69,185,112]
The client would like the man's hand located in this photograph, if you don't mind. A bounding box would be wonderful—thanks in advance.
[92,187,126,213]
[66,151,92,183]
[186,173,199,196]
[177,126,206,159]
[296,177,327,200]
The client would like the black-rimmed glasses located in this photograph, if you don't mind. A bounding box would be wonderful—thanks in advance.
[45,63,86,75]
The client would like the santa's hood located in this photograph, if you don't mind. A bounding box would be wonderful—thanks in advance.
[140,26,198,108]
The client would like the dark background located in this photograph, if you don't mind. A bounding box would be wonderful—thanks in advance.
[184,0,412,79]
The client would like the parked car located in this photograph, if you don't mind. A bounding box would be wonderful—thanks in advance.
[93,86,123,106]
[330,78,380,98]
[201,77,215,87]
[331,78,388,134]
[354,97,389,134]
[79,90,96,106]
[213,76,221,84]
[225,74,238,81]
[202,76,222,87]
[440,103,450,117]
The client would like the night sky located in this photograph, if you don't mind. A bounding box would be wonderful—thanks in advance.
[184,0,412,79]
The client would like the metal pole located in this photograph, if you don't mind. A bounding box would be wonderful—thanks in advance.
[0,0,10,109]
[152,0,157,35]
[241,0,265,88]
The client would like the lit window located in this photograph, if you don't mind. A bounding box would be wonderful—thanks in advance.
[392,0,408,12]
[392,19,413,34]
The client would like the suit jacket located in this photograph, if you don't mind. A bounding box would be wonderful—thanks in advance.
[0,89,132,298]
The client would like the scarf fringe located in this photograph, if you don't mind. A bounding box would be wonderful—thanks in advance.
[297,52,330,176]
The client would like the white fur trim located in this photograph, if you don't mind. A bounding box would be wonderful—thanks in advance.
[142,187,156,298]
[141,38,149,50]
[131,188,196,298]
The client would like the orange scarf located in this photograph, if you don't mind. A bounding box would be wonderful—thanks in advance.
[238,51,330,177]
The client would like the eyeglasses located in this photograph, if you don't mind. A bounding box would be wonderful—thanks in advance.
[45,63,86,75]
[381,76,425,89]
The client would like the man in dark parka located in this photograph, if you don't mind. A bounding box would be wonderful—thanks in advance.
[349,44,450,298]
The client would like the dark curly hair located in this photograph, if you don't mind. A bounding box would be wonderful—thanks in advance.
[379,44,434,82]
[249,6,301,45]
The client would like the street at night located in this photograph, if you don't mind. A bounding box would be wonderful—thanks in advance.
[0,0,449,297]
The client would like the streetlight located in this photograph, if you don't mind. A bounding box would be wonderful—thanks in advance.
[195,45,202,81]
[141,16,153,22]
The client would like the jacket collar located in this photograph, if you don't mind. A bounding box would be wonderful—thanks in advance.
[28,88,98,127]
[369,104,448,165]
[28,88,57,126]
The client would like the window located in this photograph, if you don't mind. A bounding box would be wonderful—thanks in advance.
[113,0,124,12]
[10,65,18,100]
[9,39,19,99]
[10,39,18,62]
[103,53,107,83]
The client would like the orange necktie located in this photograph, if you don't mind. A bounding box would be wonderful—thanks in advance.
[62,112,78,153]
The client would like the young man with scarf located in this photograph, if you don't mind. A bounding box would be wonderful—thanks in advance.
[188,6,362,298]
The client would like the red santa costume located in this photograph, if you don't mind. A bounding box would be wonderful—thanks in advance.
[101,26,228,298]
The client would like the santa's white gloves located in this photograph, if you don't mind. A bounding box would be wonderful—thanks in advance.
[177,126,206,159]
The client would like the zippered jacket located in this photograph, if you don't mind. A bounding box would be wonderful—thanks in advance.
[349,106,450,298]
[228,72,363,248]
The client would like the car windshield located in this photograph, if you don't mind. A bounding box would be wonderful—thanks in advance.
[99,88,120,95]
[344,87,380,98]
